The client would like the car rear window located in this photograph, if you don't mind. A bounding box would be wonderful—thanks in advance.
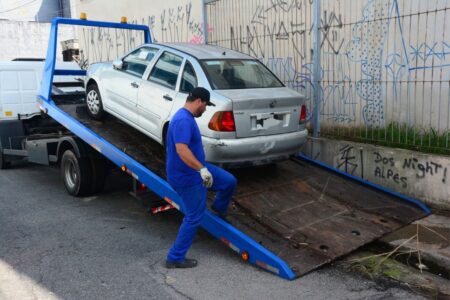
[200,59,284,90]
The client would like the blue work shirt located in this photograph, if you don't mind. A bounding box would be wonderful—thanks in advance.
[166,108,205,188]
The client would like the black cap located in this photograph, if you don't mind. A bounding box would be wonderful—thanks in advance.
[188,87,215,106]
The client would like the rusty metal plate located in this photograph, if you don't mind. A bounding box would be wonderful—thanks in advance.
[225,160,428,277]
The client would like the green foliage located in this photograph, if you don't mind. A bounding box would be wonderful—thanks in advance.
[320,122,450,156]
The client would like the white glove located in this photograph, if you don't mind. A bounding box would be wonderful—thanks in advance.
[199,167,213,188]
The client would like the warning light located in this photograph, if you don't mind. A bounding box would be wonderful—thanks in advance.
[121,165,127,172]
[241,251,249,262]
[120,16,127,23]
[139,183,146,190]
[80,12,87,20]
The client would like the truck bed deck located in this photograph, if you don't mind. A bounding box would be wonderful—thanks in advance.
[60,104,427,277]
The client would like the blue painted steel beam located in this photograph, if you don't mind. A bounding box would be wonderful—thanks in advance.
[37,17,297,280]
[36,96,295,279]
[298,153,431,215]
[39,17,151,101]
[54,70,87,76]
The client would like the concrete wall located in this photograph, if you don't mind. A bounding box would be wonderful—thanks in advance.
[0,0,70,22]
[72,0,203,65]
[303,138,450,211]
[0,20,76,61]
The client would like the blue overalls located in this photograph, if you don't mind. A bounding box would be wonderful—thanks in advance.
[166,108,237,263]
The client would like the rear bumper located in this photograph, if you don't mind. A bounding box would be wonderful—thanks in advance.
[203,129,308,167]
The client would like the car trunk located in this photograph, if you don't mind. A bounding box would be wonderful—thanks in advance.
[215,88,303,138]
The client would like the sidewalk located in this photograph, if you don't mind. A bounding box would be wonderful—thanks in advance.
[340,214,450,298]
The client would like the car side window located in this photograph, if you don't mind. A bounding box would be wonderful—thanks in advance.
[148,52,183,89]
[179,61,198,93]
[122,47,158,77]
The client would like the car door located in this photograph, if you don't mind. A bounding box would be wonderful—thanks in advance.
[101,46,159,125]
[137,51,183,141]
[170,58,199,119]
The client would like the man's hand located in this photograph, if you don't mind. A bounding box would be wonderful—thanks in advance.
[199,167,213,188]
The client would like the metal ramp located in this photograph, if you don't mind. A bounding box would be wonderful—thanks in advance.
[38,18,430,280]
[226,159,429,277]
[61,104,428,278]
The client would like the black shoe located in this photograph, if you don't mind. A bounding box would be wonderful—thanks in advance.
[165,258,198,269]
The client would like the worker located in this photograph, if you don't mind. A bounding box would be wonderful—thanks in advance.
[165,87,237,269]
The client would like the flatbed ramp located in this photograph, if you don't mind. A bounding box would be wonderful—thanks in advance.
[60,104,428,278]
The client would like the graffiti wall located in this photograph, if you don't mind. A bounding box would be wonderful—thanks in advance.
[206,0,450,150]
[72,0,204,65]
[304,137,450,210]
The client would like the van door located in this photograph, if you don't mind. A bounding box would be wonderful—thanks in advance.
[0,65,40,120]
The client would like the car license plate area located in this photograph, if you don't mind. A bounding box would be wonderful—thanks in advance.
[250,111,290,131]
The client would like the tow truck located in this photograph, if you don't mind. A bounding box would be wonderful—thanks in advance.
[0,17,430,280]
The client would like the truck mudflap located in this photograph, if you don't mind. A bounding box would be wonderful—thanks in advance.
[38,18,430,280]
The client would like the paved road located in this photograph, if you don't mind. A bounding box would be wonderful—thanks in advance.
[0,162,424,299]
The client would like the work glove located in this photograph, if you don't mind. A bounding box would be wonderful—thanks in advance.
[199,167,213,188]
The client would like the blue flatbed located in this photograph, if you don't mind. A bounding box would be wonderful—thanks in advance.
[34,18,430,280]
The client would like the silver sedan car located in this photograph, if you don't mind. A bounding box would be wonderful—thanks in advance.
[85,43,308,167]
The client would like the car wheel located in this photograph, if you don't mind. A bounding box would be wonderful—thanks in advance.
[86,84,106,120]
[61,149,92,196]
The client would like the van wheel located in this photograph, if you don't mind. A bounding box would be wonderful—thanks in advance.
[86,84,106,120]
[61,149,92,196]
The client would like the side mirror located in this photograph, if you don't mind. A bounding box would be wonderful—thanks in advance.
[112,59,123,70]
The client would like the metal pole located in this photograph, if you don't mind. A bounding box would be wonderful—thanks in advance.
[202,0,208,44]
[312,0,321,137]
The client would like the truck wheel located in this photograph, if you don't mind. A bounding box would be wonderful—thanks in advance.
[61,149,92,196]
[86,84,106,120]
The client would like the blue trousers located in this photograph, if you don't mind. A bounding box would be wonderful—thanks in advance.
[167,163,237,262]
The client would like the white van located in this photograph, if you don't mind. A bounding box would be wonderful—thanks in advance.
[0,59,83,121]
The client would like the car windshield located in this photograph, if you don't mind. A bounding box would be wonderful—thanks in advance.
[201,59,284,90]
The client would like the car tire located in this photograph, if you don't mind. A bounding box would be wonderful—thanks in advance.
[61,149,92,197]
[86,84,106,120]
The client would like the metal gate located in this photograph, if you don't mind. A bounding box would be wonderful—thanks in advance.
[204,0,450,155]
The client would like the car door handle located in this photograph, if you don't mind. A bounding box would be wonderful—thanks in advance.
[163,94,173,101]
[131,82,139,88]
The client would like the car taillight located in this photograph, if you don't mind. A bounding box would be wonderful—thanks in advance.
[299,105,307,124]
[208,111,236,132]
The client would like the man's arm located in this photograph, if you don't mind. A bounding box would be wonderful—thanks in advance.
[175,143,203,171]
[175,143,213,188]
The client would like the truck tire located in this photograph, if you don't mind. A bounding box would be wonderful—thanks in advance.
[86,84,106,120]
[61,149,92,196]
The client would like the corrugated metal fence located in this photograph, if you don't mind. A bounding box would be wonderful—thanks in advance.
[205,0,450,155]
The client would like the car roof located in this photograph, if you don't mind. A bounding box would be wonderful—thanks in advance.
[150,42,255,60]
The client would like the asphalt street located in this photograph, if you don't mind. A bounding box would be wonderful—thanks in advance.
[0,162,425,300]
